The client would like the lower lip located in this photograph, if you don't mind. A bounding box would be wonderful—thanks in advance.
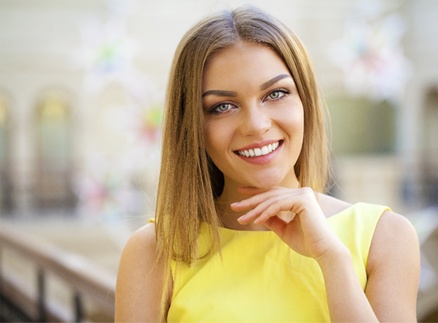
[235,142,283,165]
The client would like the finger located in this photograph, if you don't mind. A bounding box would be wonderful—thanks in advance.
[238,192,292,224]
[230,194,265,212]
[231,187,285,212]
[236,198,278,224]
[264,216,288,236]
[253,195,290,224]
[265,214,302,245]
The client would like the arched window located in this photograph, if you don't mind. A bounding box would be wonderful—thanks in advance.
[0,96,13,212]
[327,96,396,155]
[421,87,438,206]
[0,99,8,159]
[35,91,75,209]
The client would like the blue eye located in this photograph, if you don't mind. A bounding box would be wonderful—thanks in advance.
[209,103,236,114]
[266,90,289,101]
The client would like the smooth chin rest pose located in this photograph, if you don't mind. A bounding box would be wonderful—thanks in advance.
[115,5,420,323]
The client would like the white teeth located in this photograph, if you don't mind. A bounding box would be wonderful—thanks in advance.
[238,141,280,158]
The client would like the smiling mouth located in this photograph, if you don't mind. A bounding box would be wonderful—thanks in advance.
[235,141,281,158]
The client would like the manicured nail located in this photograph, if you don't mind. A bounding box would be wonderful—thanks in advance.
[231,202,241,210]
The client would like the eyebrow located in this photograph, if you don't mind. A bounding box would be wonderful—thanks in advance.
[202,89,238,98]
[260,74,292,90]
[202,73,292,98]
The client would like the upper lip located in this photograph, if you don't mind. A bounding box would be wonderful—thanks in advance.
[233,139,282,153]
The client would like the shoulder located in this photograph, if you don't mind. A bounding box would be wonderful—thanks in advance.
[117,221,160,278]
[369,210,420,266]
[365,210,420,321]
[115,222,163,322]
[126,221,158,250]
[118,222,159,264]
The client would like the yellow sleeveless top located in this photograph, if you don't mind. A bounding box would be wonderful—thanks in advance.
[167,202,389,322]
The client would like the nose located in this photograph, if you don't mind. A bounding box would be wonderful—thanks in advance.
[239,103,271,136]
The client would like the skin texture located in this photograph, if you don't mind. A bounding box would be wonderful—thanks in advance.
[202,42,303,231]
[115,42,420,322]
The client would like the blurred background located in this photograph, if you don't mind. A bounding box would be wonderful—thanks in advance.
[0,0,437,321]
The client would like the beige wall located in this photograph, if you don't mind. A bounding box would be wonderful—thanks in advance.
[0,0,437,216]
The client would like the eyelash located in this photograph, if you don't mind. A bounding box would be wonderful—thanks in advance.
[266,89,290,101]
[207,89,291,115]
[208,102,237,115]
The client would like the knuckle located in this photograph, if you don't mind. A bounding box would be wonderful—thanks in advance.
[300,186,314,195]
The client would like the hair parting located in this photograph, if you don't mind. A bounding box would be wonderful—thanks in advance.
[154,6,330,321]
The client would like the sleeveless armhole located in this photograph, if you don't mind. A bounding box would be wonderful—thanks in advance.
[328,202,390,288]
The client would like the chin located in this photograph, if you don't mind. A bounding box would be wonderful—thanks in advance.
[255,175,299,190]
[245,176,285,190]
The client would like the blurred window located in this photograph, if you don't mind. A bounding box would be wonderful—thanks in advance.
[0,99,8,161]
[421,88,438,206]
[35,92,75,209]
[0,98,12,211]
[327,96,396,155]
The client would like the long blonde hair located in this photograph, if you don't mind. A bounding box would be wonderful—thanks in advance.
[155,5,329,319]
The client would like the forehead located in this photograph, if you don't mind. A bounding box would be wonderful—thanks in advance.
[202,42,290,89]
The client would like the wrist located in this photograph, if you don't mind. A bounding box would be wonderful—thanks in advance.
[315,240,351,271]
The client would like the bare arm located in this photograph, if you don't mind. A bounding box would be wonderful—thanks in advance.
[234,188,420,322]
[316,242,379,322]
[305,210,420,322]
[115,223,166,322]
[365,211,420,322]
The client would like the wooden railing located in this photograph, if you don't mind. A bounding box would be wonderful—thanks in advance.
[2,217,437,322]
[0,224,116,322]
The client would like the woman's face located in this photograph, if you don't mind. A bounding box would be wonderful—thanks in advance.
[202,41,304,194]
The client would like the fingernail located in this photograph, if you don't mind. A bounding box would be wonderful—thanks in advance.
[230,202,240,209]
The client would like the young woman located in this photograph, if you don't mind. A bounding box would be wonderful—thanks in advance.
[115,6,420,322]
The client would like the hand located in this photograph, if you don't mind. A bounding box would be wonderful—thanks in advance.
[231,187,340,261]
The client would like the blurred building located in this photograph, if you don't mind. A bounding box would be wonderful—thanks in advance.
[0,0,436,217]
[0,0,437,219]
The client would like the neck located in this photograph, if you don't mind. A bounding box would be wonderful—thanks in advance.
[215,185,269,231]
[215,177,300,231]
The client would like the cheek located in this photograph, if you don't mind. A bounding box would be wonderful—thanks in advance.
[290,104,304,129]
[279,106,305,153]
[276,105,304,133]
[294,117,305,146]
[204,121,228,158]
[294,113,305,136]
[204,119,238,175]
[293,113,305,152]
